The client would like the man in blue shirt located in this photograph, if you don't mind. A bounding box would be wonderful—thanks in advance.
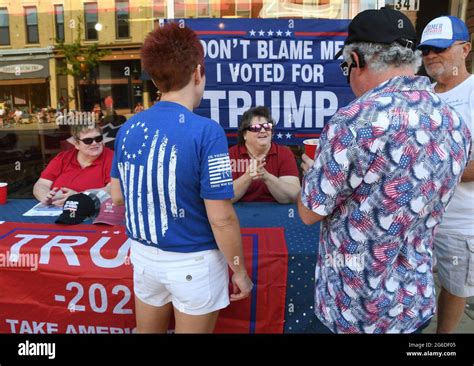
[111,23,253,333]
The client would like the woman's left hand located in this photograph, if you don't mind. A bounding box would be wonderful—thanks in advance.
[257,166,269,182]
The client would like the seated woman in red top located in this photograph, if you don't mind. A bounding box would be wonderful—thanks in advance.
[229,106,300,203]
[33,123,114,207]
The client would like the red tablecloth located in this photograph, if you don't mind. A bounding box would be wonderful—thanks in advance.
[0,222,288,334]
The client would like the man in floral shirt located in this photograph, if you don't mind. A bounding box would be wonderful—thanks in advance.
[298,8,472,333]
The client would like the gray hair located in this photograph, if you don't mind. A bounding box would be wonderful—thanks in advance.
[342,42,422,74]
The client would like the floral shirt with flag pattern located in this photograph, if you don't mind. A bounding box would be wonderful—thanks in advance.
[301,75,472,333]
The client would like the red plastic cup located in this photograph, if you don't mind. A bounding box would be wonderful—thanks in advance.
[0,182,7,205]
[303,139,319,159]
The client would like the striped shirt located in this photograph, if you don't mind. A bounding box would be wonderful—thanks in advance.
[111,101,234,253]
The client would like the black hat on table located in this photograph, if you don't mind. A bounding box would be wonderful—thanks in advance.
[335,7,417,59]
[56,193,99,225]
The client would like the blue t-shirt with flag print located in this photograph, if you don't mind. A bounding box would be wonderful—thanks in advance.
[111,101,234,253]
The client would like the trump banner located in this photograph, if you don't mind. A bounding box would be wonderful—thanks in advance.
[178,18,354,144]
[0,222,287,334]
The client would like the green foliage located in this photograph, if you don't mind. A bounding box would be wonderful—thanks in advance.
[55,16,110,78]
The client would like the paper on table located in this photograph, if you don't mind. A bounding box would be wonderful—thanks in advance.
[23,202,63,216]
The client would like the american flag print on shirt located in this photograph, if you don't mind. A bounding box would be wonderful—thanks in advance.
[301,76,472,334]
[208,154,233,188]
[117,122,178,242]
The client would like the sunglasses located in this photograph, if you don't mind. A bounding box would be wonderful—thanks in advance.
[420,42,468,56]
[246,122,273,133]
[77,135,103,145]
[420,46,448,56]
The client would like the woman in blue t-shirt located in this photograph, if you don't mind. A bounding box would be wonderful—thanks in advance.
[110,23,253,333]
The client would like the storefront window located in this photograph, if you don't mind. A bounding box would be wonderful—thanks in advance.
[25,7,39,44]
[0,0,459,199]
[78,60,141,112]
[0,8,9,45]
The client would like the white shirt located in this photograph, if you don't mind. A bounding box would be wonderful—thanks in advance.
[436,75,474,236]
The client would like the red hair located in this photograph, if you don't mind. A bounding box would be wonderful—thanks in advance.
[141,22,205,93]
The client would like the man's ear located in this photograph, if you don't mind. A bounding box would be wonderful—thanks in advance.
[351,49,366,68]
[462,42,472,58]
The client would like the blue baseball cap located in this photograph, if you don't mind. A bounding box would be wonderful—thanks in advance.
[418,16,469,49]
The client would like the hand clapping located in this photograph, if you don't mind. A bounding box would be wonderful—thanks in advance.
[248,158,267,181]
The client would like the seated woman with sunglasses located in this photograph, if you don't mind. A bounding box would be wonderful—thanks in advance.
[229,106,300,203]
[33,123,114,207]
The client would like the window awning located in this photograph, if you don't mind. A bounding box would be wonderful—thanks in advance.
[0,78,48,86]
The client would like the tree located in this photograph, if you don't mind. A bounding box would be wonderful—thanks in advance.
[55,16,110,110]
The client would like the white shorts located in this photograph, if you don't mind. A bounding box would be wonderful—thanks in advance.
[434,231,474,297]
[130,240,230,315]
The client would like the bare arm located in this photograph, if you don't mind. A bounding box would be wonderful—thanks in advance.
[110,178,125,206]
[33,178,55,204]
[99,182,112,195]
[461,160,474,182]
[297,194,325,225]
[231,174,254,203]
[204,199,253,301]
[263,174,300,204]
